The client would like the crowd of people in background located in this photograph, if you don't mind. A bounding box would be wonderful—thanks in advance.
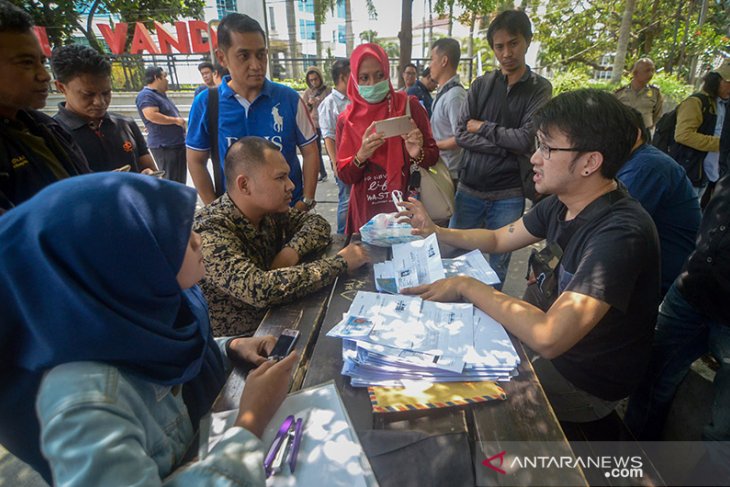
[1,0,729,484]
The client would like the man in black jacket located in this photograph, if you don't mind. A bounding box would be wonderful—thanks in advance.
[626,173,730,479]
[452,9,551,288]
[0,1,89,213]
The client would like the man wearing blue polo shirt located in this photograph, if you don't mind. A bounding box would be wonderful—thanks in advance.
[187,13,319,210]
[135,67,187,183]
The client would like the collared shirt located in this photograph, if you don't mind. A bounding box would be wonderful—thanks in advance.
[36,354,266,486]
[193,192,347,336]
[54,104,149,173]
[430,74,466,179]
[318,89,349,140]
[615,83,663,129]
[703,98,727,182]
[406,80,434,117]
[617,144,701,293]
[194,84,208,97]
[135,87,185,149]
[186,76,317,203]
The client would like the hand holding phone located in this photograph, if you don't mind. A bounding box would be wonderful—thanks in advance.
[268,329,300,362]
[374,115,412,139]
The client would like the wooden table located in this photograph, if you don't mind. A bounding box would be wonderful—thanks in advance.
[214,238,588,486]
[301,242,589,487]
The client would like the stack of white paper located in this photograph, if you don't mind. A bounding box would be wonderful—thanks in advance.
[374,234,501,294]
[327,291,520,388]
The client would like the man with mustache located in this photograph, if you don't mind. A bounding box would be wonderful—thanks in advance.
[0,1,89,213]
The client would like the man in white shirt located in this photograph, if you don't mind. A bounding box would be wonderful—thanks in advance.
[318,59,351,234]
[429,38,467,183]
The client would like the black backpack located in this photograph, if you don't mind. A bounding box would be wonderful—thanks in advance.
[652,93,711,152]
[651,93,715,185]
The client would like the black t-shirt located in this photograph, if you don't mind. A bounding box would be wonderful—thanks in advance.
[522,187,661,401]
[54,105,149,173]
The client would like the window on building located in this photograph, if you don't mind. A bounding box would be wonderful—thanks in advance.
[217,0,236,19]
[337,0,346,18]
[269,6,276,31]
[299,19,316,41]
[299,0,314,14]
[338,25,346,44]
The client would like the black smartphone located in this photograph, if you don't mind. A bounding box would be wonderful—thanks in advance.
[268,329,299,361]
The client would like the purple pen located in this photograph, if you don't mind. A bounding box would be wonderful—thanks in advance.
[264,415,294,478]
[288,418,303,473]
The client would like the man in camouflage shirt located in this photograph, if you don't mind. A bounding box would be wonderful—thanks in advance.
[194,136,370,336]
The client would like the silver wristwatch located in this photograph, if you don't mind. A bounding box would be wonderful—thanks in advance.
[302,197,317,210]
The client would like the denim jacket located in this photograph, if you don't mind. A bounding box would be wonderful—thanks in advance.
[35,339,266,486]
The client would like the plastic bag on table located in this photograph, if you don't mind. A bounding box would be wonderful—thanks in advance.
[359,212,421,247]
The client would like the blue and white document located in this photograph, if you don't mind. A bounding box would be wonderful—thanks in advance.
[374,236,500,293]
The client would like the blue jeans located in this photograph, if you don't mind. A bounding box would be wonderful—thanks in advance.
[448,191,525,289]
[625,284,730,471]
[335,176,350,235]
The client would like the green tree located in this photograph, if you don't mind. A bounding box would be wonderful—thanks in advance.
[360,29,378,43]
[13,0,77,47]
[358,30,398,58]
[313,0,375,58]
[533,0,728,82]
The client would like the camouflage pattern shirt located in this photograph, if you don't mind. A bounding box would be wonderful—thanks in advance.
[194,193,347,336]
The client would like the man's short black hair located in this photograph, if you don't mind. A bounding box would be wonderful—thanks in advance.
[143,66,164,85]
[0,0,33,33]
[431,38,461,67]
[51,44,111,84]
[533,89,636,179]
[217,13,266,52]
[625,106,650,145]
[225,136,280,187]
[213,63,229,77]
[487,9,533,49]
[402,63,417,73]
[421,66,430,78]
[198,61,214,72]
[330,59,350,83]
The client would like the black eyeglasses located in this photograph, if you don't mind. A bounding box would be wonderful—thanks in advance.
[534,138,585,160]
